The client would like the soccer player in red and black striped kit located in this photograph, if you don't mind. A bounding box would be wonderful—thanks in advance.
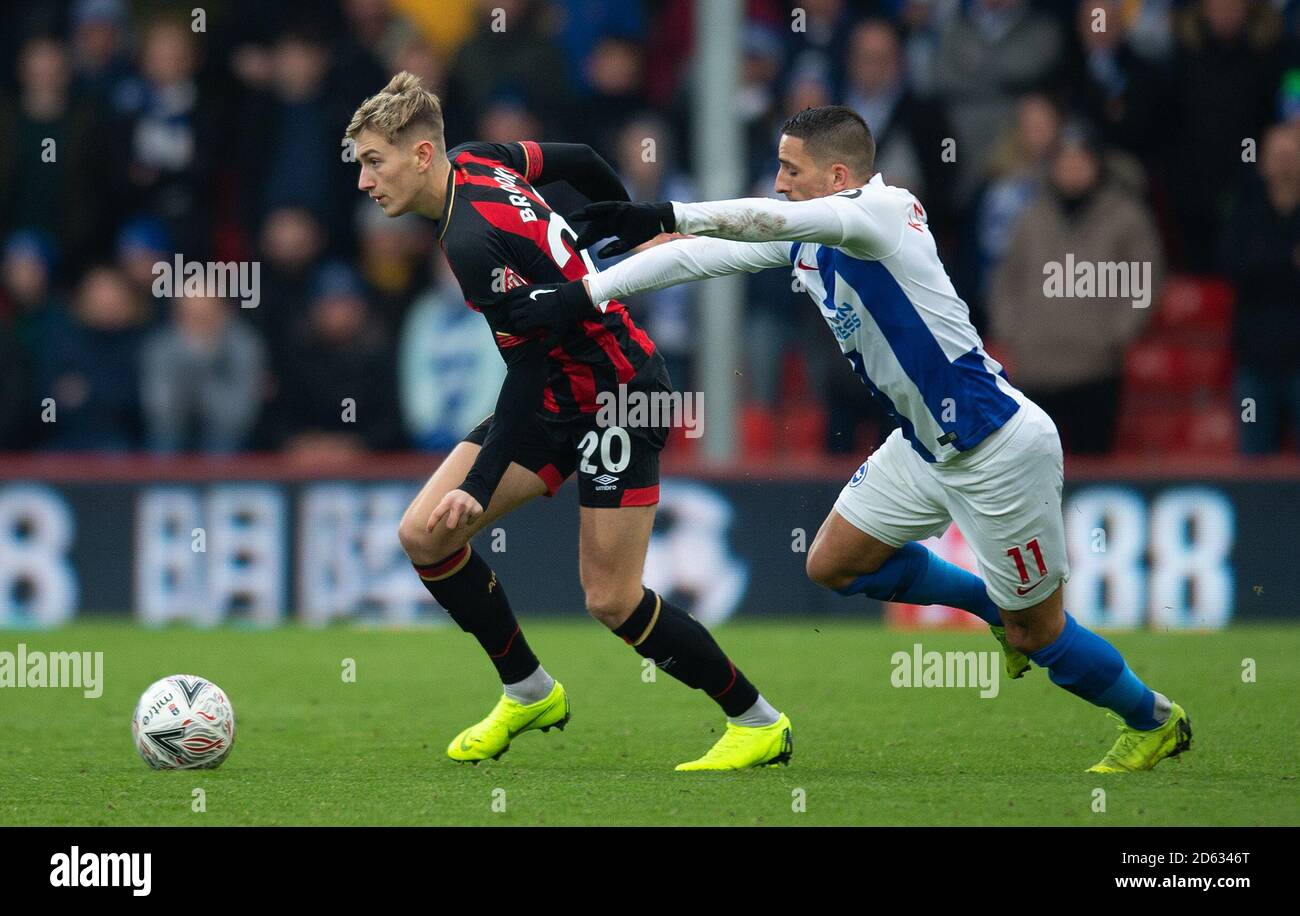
[346,72,792,769]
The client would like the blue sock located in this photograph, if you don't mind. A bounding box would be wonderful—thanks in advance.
[836,541,1002,626]
[1027,612,1164,730]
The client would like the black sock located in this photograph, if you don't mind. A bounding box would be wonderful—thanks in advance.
[414,546,540,685]
[613,587,759,717]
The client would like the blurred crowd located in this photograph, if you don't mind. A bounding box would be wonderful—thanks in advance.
[0,0,1297,459]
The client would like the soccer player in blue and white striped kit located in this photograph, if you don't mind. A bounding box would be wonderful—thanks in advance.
[500,106,1192,773]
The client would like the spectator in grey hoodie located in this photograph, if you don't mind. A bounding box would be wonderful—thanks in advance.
[141,294,267,452]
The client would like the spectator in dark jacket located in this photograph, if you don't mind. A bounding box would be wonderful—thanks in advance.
[0,36,108,272]
[109,16,218,259]
[843,18,956,230]
[575,33,649,163]
[253,206,328,376]
[115,215,173,302]
[1065,0,1171,163]
[69,0,137,112]
[2,229,64,357]
[35,266,148,451]
[275,262,405,455]
[1219,121,1300,454]
[784,0,854,100]
[446,0,577,144]
[1170,0,1284,265]
[238,25,357,240]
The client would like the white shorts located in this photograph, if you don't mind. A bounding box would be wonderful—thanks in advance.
[833,398,1069,611]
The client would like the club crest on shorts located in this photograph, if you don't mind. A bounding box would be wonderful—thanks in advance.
[849,461,869,487]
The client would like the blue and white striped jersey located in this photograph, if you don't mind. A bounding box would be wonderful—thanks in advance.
[587,174,1024,462]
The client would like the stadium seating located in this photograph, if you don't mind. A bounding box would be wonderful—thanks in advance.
[1116,277,1237,456]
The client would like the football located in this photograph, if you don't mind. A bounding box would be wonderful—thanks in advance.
[131,675,236,770]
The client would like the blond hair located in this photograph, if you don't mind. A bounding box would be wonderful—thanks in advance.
[345,71,444,149]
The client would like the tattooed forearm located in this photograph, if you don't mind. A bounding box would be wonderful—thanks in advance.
[709,208,788,241]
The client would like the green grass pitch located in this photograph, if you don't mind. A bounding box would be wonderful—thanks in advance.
[2,621,1297,826]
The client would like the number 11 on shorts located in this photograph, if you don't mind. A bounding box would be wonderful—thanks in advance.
[1007,538,1047,595]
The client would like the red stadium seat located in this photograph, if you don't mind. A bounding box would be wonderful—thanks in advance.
[1115,275,1236,455]
[1116,398,1187,454]
[779,347,814,405]
[1186,402,1237,455]
[1152,275,1234,336]
[740,403,778,456]
[1116,396,1237,456]
[782,403,827,457]
[1125,342,1180,390]
[1124,342,1232,393]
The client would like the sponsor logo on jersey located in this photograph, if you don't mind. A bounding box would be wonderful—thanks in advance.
[826,298,862,342]
[906,201,927,233]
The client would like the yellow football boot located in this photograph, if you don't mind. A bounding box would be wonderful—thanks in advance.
[1087,702,1192,773]
[674,712,794,771]
[446,681,570,763]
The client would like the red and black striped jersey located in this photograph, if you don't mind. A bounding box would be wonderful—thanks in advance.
[434,140,662,422]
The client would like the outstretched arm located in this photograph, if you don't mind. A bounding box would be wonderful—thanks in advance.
[585,235,791,302]
[497,236,793,331]
[573,190,900,260]
[671,193,895,252]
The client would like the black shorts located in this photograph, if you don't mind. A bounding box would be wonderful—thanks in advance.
[463,367,674,508]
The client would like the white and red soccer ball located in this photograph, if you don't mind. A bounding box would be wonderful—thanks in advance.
[132,675,236,770]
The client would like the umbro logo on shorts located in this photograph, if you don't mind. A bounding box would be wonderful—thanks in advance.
[593,474,619,489]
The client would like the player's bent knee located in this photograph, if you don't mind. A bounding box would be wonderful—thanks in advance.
[1000,621,1041,654]
[583,596,624,628]
[999,607,1064,654]
[397,513,462,566]
[583,587,640,629]
[396,514,427,560]
[1012,624,1063,654]
[806,557,845,591]
[804,541,830,583]
[805,545,855,592]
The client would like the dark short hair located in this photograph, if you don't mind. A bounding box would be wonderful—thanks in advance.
[780,105,875,178]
